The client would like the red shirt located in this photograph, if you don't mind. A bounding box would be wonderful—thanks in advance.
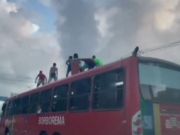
[38,73,46,80]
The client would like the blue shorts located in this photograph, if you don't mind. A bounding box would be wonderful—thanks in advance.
[67,65,71,72]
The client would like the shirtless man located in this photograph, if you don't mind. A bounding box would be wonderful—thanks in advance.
[48,63,58,83]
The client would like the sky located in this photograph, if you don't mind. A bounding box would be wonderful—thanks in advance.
[0,0,180,96]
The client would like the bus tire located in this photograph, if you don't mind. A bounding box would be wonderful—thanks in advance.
[5,128,9,135]
[40,131,48,135]
[53,132,60,135]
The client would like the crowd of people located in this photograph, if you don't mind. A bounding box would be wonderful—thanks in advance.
[35,53,103,88]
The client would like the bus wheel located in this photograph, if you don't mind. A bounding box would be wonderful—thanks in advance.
[53,132,60,135]
[5,129,9,135]
[5,132,9,135]
[40,131,48,135]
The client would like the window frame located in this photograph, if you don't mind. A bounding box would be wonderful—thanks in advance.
[69,77,92,112]
[52,84,69,113]
[13,98,21,115]
[40,89,52,114]
[28,92,40,114]
[92,68,125,111]
[7,100,15,116]
[138,57,180,106]
[1,103,7,118]
[20,95,30,115]
[4,102,9,117]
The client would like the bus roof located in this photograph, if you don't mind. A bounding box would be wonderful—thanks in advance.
[5,55,180,102]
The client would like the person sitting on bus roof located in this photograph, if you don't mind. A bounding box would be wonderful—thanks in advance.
[79,58,97,71]
[48,63,58,83]
[66,56,73,77]
[92,55,103,66]
[35,71,47,87]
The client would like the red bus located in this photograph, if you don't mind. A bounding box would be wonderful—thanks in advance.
[0,56,180,135]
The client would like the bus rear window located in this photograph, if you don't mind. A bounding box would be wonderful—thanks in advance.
[139,61,180,105]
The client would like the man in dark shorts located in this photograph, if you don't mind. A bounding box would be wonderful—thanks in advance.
[66,56,73,77]
[48,63,58,83]
[79,58,97,71]
[35,71,47,87]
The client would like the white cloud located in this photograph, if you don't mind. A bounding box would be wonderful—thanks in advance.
[0,0,65,96]
[39,0,52,7]
[155,10,175,30]
[0,0,19,13]
[51,0,180,65]
[1,0,180,97]
[6,3,19,13]
[95,7,119,37]
[154,0,178,30]
[19,21,39,37]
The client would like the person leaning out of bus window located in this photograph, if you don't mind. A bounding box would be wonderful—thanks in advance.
[35,71,47,88]
[37,104,42,114]
[48,63,58,83]
[92,55,103,67]
[66,56,73,77]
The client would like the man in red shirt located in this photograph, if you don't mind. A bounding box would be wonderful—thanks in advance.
[35,71,47,87]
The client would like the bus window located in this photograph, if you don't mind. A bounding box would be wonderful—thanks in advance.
[40,89,52,113]
[14,98,21,115]
[7,100,15,115]
[93,69,124,110]
[52,84,68,112]
[20,96,29,114]
[139,61,180,105]
[69,78,91,111]
[1,103,6,117]
[29,92,39,114]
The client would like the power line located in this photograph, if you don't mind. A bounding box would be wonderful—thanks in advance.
[140,40,180,55]
[119,40,180,61]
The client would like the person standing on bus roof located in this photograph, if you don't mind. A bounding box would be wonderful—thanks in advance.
[73,53,79,59]
[66,56,73,77]
[73,53,84,72]
[48,63,58,83]
[92,55,103,66]
[35,71,47,87]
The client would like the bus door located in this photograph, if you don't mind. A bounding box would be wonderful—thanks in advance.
[12,98,24,135]
[2,101,15,135]
[139,60,180,135]
[0,103,7,135]
[13,96,29,135]
[90,68,125,135]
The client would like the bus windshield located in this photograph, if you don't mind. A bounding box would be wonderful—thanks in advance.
[139,59,180,105]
